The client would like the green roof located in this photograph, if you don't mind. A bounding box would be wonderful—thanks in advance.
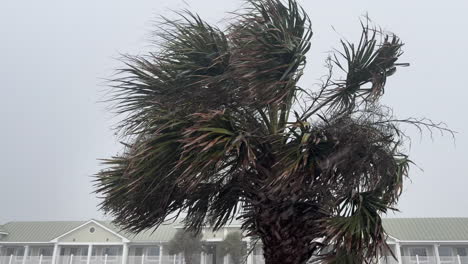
[2,218,468,243]
[98,221,180,242]
[0,220,181,243]
[0,221,85,242]
[383,218,468,241]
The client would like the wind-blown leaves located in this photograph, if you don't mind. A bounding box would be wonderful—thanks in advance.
[96,1,452,264]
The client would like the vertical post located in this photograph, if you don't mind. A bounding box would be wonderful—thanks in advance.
[434,244,441,264]
[22,246,30,264]
[172,255,175,264]
[69,255,73,264]
[200,253,204,264]
[86,245,93,264]
[9,255,13,264]
[395,243,403,264]
[121,244,128,264]
[158,246,163,264]
[51,245,59,264]
[140,254,144,264]
[416,255,420,264]
[39,255,43,264]
[458,255,462,264]
[104,255,108,264]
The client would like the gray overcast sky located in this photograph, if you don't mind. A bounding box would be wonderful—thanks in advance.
[0,0,467,223]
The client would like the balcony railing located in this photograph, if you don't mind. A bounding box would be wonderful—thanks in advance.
[0,257,52,264]
[439,256,468,264]
[12,255,468,264]
[127,256,182,264]
[401,256,438,264]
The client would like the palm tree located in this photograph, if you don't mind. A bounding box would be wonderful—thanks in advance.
[219,232,247,264]
[167,229,202,264]
[95,0,451,263]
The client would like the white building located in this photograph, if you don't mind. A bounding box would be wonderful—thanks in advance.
[1,218,468,264]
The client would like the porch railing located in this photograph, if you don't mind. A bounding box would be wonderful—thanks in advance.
[0,256,52,264]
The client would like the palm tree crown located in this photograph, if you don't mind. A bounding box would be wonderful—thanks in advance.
[95,1,451,263]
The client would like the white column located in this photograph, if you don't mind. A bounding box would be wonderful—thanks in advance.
[200,252,204,264]
[104,255,108,264]
[159,245,163,264]
[122,244,128,264]
[457,255,462,264]
[22,246,30,264]
[86,245,93,264]
[434,244,441,264]
[51,244,59,264]
[39,255,43,264]
[395,243,403,264]
[9,255,13,264]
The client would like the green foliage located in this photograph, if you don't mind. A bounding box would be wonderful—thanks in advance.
[219,232,247,264]
[167,229,202,264]
[95,0,452,264]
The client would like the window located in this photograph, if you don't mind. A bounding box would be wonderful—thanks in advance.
[457,248,467,257]
[439,247,453,257]
[147,247,160,257]
[70,248,78,256]
[134,248,143,257]
[104,247,118,256]
[6,248,24,259]
[16,248,24,257]
[146,247,160,261]
[6,248,15,256]
[409,248,428,257]
[39,248,53,257]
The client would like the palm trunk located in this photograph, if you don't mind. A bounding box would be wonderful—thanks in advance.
[261,232,312,264]
[252,199,321,264]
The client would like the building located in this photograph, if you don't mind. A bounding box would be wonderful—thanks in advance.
[1,218,468,264]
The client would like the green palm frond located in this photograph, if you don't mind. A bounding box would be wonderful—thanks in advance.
[96,1,453,263]
[229,0,312,127]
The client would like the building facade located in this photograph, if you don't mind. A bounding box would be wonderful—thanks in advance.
[1,218,468,264]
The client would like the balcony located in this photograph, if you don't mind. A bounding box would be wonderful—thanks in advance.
[0,257,53,264]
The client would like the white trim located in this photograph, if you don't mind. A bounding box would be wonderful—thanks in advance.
[86,244,93,264]
[22,246,29,264]
[0,242,54,244]
[121,243,128,264]
[434,244,441,264]
[159,245,163,264]
[51,244,59,264]
[57,242,124,246]
[50,220,130,243]
[387,235,401,242]
[123,242,166,245]
[0,232,9,235]
[204,238,222,242]
[398,240,468,244]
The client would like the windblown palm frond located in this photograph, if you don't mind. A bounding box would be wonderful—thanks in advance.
[96,1,452,264]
